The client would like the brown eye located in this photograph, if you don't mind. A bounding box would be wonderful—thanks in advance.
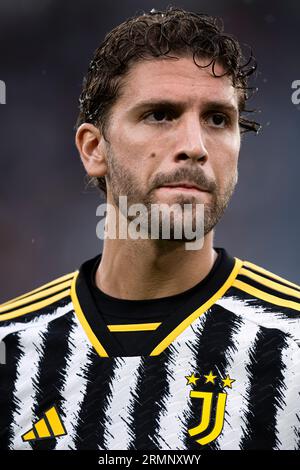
[144,108,174,123]
[207,113,228,128]
[152,110,167,121]
[213,114,225,125]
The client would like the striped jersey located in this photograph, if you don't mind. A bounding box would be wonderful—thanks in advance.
[0,247,300,450]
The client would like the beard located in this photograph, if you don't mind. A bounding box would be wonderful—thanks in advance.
[105,144,237,242]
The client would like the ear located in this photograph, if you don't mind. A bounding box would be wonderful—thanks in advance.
[75,123,107,177]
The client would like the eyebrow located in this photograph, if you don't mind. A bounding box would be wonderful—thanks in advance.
[130,99,239,115]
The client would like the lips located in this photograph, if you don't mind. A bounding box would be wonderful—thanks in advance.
[158,182,208,192]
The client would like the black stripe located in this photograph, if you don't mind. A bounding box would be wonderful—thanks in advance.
[30,314,74,450]
[297,428,300,450]
[236,274,300,304]
[240,327,288,449]
[183,305,243,450]
[128,352,171,450]
[243,266,300,292]
[74,351,119,449]
[0,332,23,449]
[0,289,71,316]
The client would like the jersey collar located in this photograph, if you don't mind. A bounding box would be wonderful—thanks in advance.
[71,248,242,357]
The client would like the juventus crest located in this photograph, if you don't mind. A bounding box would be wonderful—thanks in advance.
[185,371,235,445]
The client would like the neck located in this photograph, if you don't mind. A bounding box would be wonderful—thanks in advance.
[95,230,218,300]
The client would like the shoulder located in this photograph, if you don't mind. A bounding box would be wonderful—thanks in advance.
[233,258,300,310]
[0,270,78,328]
[221,257,300,346]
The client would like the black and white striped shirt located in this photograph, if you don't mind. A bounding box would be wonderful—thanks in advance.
[0,248,299,450]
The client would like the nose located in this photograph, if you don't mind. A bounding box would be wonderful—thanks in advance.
[174,113,208,164]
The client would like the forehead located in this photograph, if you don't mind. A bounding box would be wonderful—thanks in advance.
[116,55,239,109]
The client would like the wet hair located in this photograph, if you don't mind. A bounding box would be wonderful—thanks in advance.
[76,7,261,195]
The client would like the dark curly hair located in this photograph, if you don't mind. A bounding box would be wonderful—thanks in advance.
[76,7,261,195]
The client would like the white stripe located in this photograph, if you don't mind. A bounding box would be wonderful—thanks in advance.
[220,293,300,346]
[9,324,49,449]
[275,337,300,450]
[101,356,142,450]
[54,315,93,450]
[213,305,260,449]
[153,313,208,450]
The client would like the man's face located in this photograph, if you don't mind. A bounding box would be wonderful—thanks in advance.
[103,55,241,240]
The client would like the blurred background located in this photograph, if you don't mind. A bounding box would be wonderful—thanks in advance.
[0,0,299,302]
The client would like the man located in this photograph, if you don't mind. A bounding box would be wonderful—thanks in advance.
[0,7,299,451]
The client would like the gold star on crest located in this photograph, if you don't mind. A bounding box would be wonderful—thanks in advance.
[185,373,200,386]
[204,371,217,384]
[222,375,235,389]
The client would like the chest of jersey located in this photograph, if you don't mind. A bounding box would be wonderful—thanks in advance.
[2,311,299,451]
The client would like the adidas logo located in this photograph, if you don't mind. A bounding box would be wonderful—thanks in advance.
[21,405,67,442]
